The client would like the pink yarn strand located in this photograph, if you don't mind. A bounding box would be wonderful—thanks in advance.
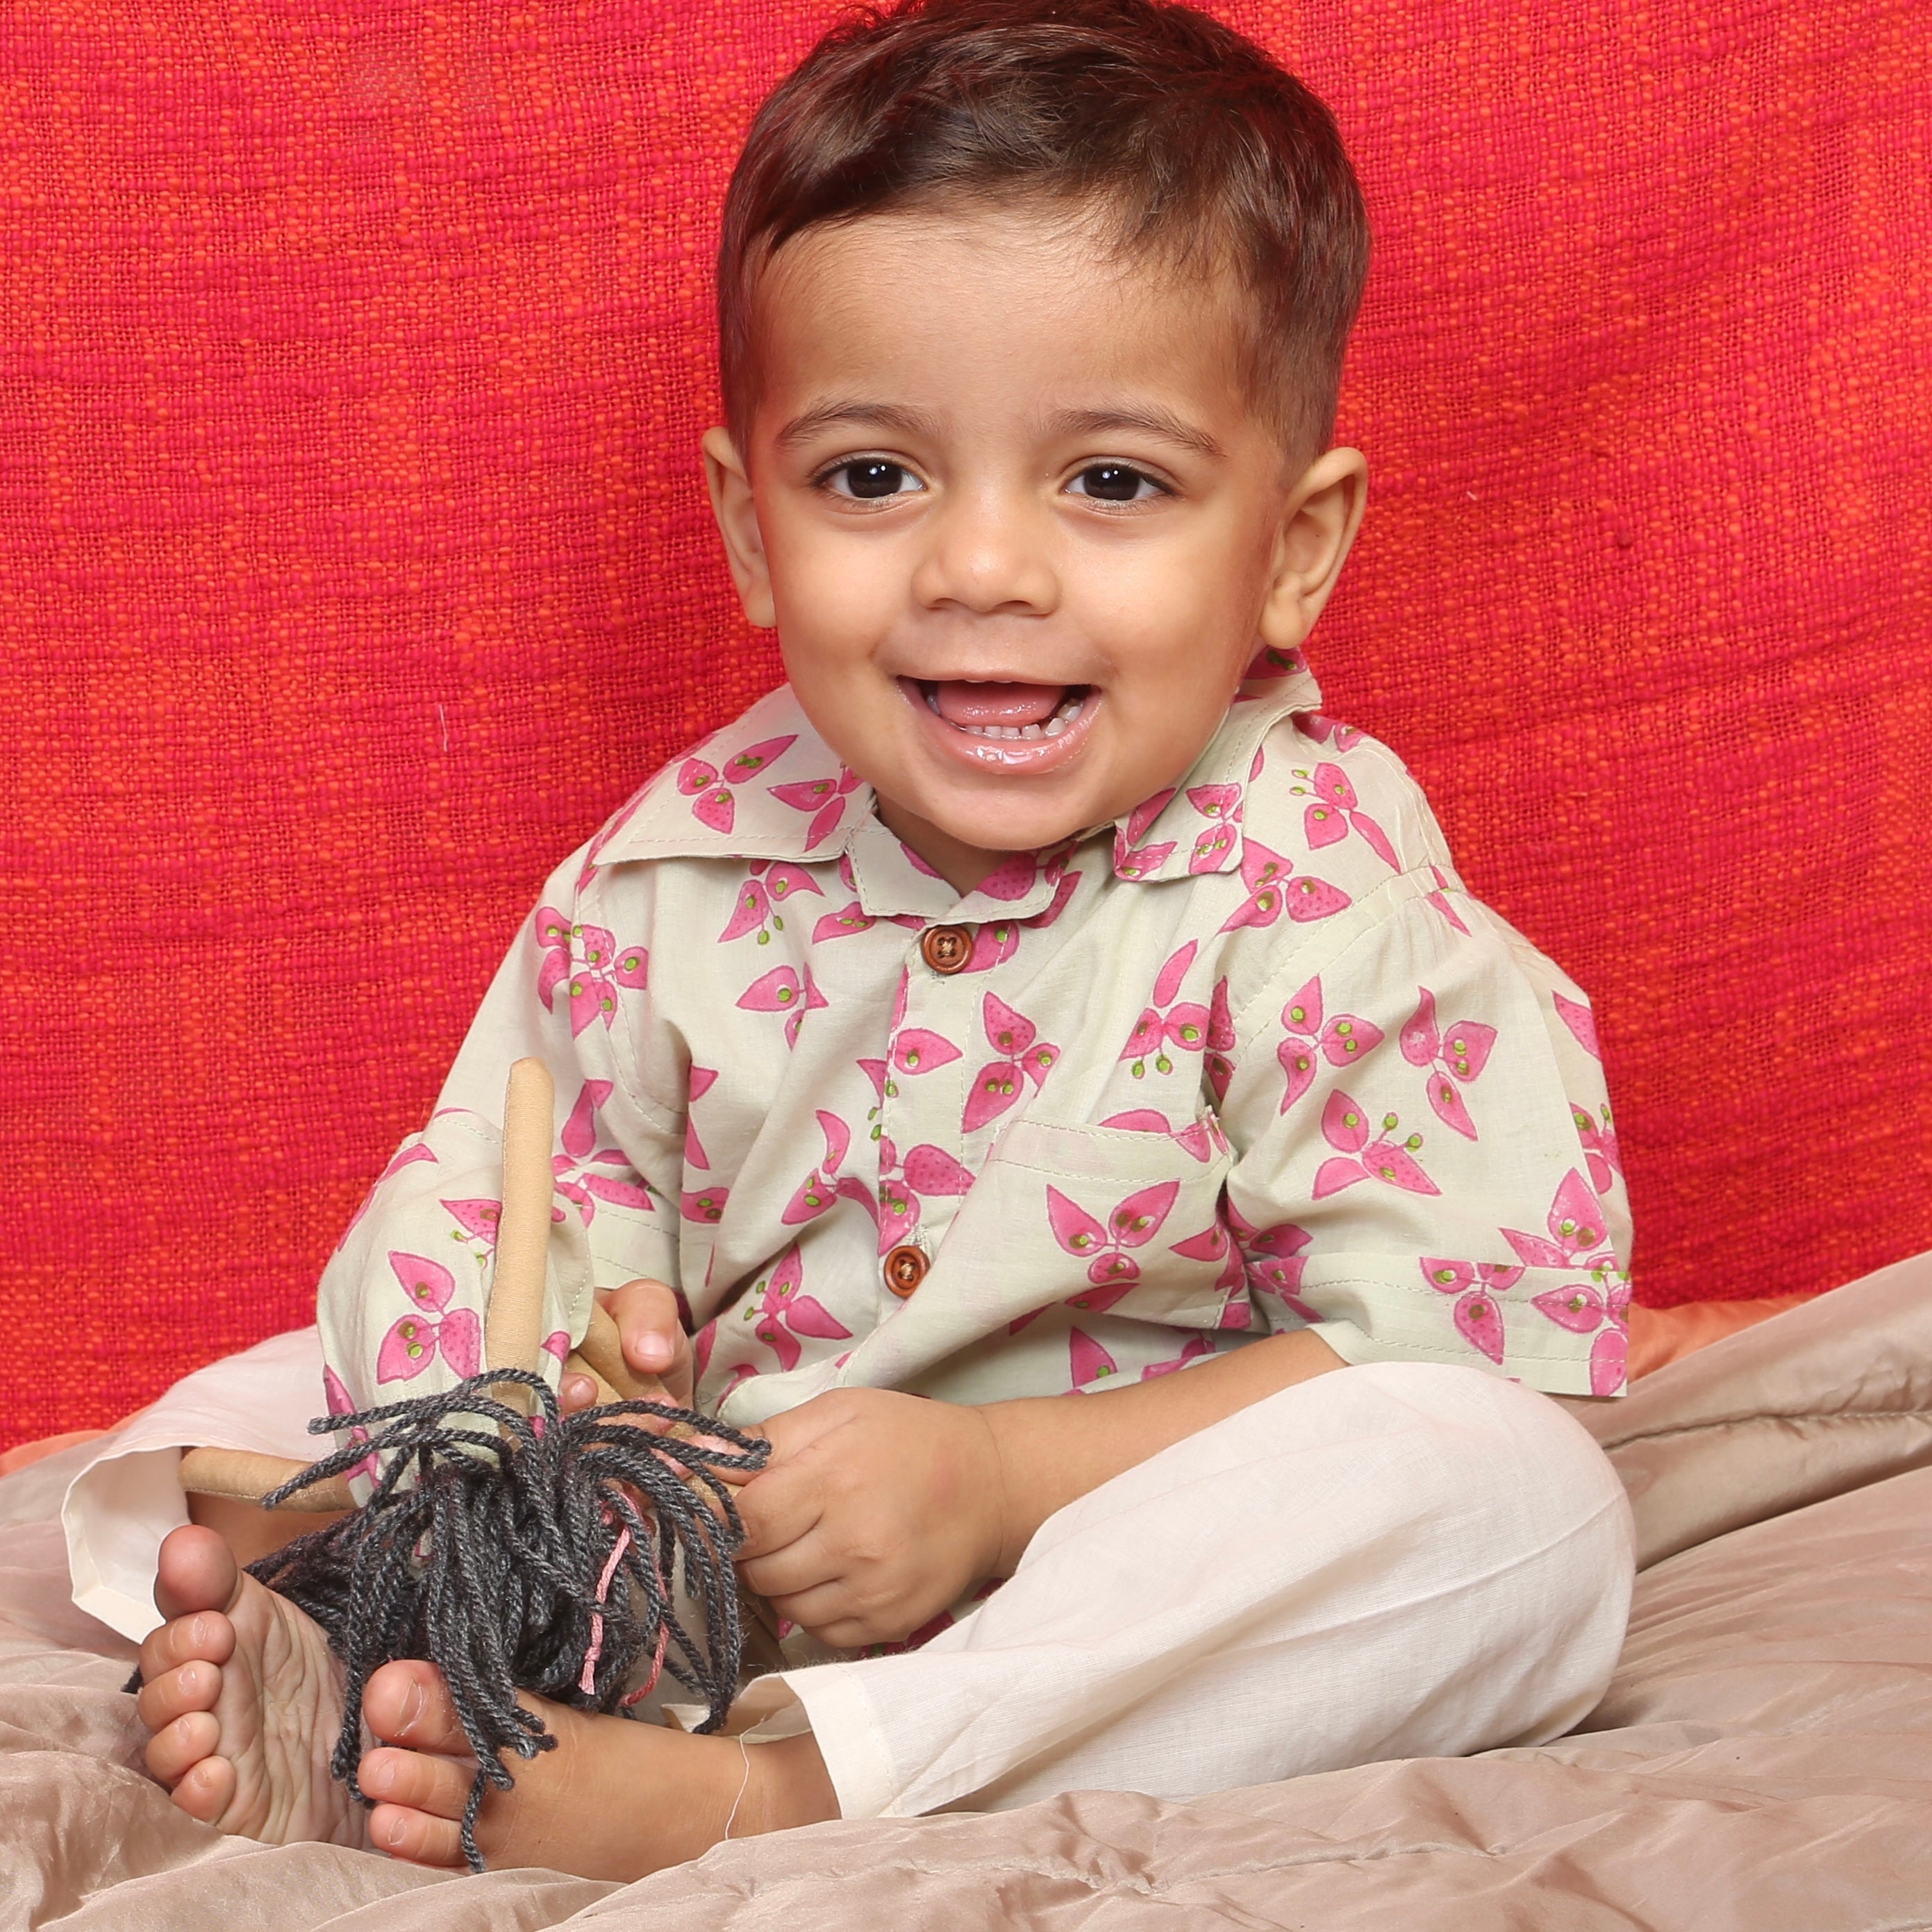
[578,1525,633,1695]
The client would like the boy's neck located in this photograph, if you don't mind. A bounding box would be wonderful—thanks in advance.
[874,796,1018,897]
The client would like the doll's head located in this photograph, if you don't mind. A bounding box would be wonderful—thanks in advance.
[703,0,1372,890]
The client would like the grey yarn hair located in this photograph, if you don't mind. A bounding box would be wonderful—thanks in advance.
[138,1370,769,1873]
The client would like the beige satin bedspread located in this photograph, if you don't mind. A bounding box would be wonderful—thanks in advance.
[5,1251,1929,1931]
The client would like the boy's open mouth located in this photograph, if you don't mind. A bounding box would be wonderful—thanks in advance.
[914,680,1091,741]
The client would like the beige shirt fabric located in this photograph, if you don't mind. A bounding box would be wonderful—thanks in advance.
[316,656,1631,1493]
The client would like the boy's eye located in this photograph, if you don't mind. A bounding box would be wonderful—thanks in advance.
[824,459,923,501]
[1066,463,1163,503]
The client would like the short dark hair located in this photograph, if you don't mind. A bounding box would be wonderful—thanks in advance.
[717,0,1370,462]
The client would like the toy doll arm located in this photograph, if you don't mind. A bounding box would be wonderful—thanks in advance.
[1216,885,1632,1399]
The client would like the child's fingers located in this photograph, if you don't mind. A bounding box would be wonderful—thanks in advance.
[731,1460,825,1563]
[600,1279,692,1384]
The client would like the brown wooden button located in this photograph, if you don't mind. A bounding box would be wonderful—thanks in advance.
[883,1244,929,1297]
[920,924,973,974]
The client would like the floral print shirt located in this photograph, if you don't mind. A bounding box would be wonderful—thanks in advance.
[317,655,1632,1482]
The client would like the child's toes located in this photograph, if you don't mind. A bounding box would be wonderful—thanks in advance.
[365,1798,467,1867]
[359,1743,475,1820]
[135,1656,223,1733]
[138,1607,236,1688]
[144,1708,221,1785]
[363,1658,472,1757]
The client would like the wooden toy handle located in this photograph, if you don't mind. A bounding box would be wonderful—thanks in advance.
[484,1056,555,1417]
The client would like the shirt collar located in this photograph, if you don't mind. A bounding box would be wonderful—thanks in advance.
[588,649,1324,893]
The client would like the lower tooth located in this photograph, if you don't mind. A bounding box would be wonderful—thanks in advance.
[1044,717,1064,737]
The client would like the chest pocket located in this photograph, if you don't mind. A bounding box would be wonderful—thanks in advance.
[935,1112,1237,1333]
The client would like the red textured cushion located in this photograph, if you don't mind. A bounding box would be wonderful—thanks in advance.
[1,2,1926,1449]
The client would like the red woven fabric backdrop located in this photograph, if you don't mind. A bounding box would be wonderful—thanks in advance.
[1,1,1926,1450]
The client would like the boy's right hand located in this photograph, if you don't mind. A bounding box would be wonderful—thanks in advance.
[558,1279,695,1415]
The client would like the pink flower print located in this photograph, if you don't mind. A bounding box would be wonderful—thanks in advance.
[1421,1258,1526,1365]
[1399,988,1498,1140]
[1113,837,1176,879]
[1185,784,1243,874]
[1069,1326,1120,1387]
[1113,789,1177,877]
[535,908,648,1037]
[681,1183,728,1226]
[1313,1092,1440,1199]
[741,1247,852,1374]
[542,1330,570,1368]
[1122,942,1211,1078]
[677,733,799,834]
[769,766,863,850]
[959,917,1022,972]
[975,852,1042,901]
[1300,712,1363,751]
[1500,1170,1616,1275]
[1142,1334,1213,1379]
[813,901,923,942]
[1099,1109,1224,1163]
[1204,977,1237,1103]
[719,860,824,947]
[553,1080,656,1227]
[964,992,1060,1131]
[890,1025,963,1079]
[1292,763,1398,869]
[342,1140,436,1240]
[1531,1281,1617,1333]
[782,1110,876,1226]
[685,1065,718,1171]
[1571,1099,1622,1197]
[1423,864,1471,935]
[442,1197,501,1251]
[1276,979,1386,1113]
[1526,1269,1631,1397]
[1589,1325,1628,1397]
[323,1367,379,1489]
[1017,867,1083,935]
[736,963,828,1049]
[1167,1215,1249,1308]
[1233,1214,1317,1320]
[876,1139,975,1251]
[1553,992,1601,1060]
[1219,838,1351,933]
[376,1253,483,1384]
[1242,642,1305,681]
[1047,1180,1181,1301]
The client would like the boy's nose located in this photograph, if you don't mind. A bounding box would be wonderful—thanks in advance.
[910,490,1060,617]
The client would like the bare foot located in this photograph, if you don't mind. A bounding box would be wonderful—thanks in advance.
[135,1524,367,1848]
[356,1660,839,1878]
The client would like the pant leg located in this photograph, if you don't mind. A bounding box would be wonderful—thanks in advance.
[63,1326,327,1642]
[761,1361,1634,1819]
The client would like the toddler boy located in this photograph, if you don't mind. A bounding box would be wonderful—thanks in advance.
[131,0,1634,1878]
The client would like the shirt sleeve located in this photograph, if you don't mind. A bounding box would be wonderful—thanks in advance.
[314,843,685,1462]
[1218,881,1631,1398]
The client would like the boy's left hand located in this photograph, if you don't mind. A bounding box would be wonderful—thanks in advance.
[733,1389,1006,1649]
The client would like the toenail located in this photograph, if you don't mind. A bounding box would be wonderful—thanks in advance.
[399,1678,425,1733]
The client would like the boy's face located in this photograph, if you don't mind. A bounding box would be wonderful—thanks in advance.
[705,206,1365,890]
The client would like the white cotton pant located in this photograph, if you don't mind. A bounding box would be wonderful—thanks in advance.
[738,1361,1635,1819]
[60,1335,1633,1822]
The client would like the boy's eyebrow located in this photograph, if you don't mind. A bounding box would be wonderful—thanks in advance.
[774,400,946,449]
[1047,406,1226,460]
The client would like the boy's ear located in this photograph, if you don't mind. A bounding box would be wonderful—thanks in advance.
[1257,447,1368,656]
[701,426,777,629]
